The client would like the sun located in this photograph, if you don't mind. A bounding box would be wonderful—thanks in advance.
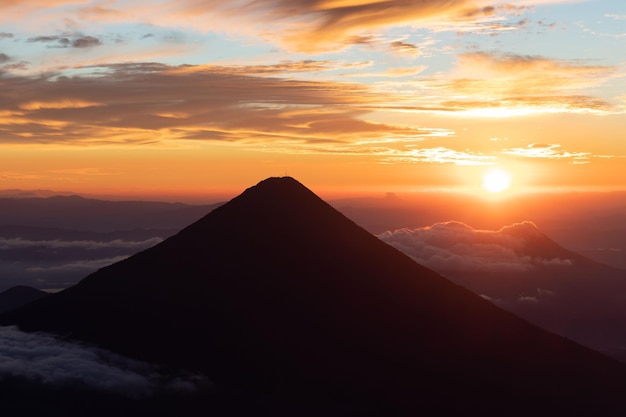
[482,168,512,193]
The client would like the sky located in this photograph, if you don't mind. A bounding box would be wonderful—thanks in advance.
[0,0,624,200]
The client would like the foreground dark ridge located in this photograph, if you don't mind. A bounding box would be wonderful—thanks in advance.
[3,177,626,416]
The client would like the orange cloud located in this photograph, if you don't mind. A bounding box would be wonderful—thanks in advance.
[0,62,438,147]
[389,40,421,57]
[19,100,103,111]
[203,60,357,76]
[380,51,619,116]
[59,0,508,53]
[382,146,494,165]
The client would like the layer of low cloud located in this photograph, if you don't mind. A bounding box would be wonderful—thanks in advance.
[25,256,130,274]
[0,236,163,291]
[0,237,163,251]
[378,221,574,273]
[0,326,209,396]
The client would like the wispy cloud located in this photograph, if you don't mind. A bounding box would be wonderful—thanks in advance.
[379,147,494,166]
[0,1,539,53]
[388,40,420,57]
[501,143,611,164]
[605,14,626,20]
[377,51,621,117]
[446,52,616,113]
[27,34,102,48]
[0,237,163,251]
[149,0,505,53]
[25,256,130,274]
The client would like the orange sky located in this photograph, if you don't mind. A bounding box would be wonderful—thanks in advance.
[0,0,624,200]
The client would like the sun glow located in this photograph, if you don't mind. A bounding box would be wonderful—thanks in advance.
[482,168,512,193]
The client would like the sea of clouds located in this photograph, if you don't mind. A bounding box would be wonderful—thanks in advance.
[378,221,573,273]
[0,326,209,397]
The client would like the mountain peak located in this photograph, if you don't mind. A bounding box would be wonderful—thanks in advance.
[231,176,319,206]
[253,175,302,187]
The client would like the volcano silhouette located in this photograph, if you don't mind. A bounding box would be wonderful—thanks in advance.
[3,177,626,415]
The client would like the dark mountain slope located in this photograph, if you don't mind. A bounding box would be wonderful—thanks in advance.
[3,177,626,415]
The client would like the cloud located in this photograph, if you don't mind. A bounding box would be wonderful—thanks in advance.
[0,0,540,53]
[205,60,348,76]
[378,221,574,273]
[441,52,617,113]
[0,62,446,149]
[71,35,102,48]
[0,53,9,64]
[0,326,209,396]
[147,0,508,53]
[347,66,427,78]
[501,143,607,164]
[362,50,621,118]
[0,32,14,40]
[518,287,555,303]
[25,256,130,273]
[379,146,494,166]
[388,41,420,57]
[27,34,102,48]
[0,237,163,290]
[0,237,163,251]
[27,35,62,43]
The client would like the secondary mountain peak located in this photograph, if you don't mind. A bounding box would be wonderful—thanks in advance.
[499,220,542,238]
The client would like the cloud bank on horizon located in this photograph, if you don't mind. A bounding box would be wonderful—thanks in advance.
[378,221,574,273]
[0,236,164,291]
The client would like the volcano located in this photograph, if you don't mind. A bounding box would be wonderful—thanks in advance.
[3,177,626,415]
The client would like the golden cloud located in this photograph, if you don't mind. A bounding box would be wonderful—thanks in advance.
[0,63,439,147]
[377,51,619,116]
[501,144,593,164]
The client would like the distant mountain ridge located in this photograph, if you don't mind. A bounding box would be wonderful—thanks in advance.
[0,189,81,198]
[379,220,626,359]
[0,194,221,232]
[2,177,626,416]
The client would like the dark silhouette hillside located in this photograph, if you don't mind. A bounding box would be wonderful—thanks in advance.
[3,177,626,416]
